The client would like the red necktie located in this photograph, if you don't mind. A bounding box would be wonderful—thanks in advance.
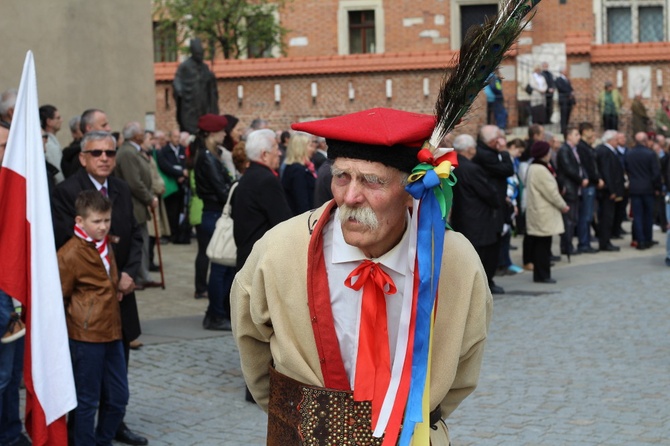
[100,186,108,197]
[345,260,397,428]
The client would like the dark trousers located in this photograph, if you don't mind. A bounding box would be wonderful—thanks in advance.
[559,99,573,137]
[164,189,184,243]
[200,210,235,319]
[560,198,579,253]
[603,113,619,130]
[598,195,617,248]
[195,224,211,295]
[528,235,552,281]
[475,238,502,287]
[613,195,628,237]
[69,339,129,446]
[545,95,554,123]
[0,293,23,446]
[631,194,655,245]
[522,230,533,265]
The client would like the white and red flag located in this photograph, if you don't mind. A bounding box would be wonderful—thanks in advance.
[0,51,76,445]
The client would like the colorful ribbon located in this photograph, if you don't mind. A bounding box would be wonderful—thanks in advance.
[396,146,457,445]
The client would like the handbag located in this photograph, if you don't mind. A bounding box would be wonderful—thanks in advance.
[206,182,239,266]
[525,83,533,95]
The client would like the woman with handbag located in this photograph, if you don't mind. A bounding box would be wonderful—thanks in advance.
[193,114,235,331]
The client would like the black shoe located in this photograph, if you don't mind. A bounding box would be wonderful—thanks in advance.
[651,240,659,245]
[576,246,599,254]
[509,245,518,250]
[600,244,620,252]
[115,423,148,446]
[550,255,562,262]
[636,242,650,250]
[534,278,557,284]
[149,263,160,272]
[205,316,232,331]
[489,284,505,295]
[202,312,211,328]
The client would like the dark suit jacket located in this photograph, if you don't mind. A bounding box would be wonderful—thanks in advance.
[157,143,187,180]
[577,139,599,185]
[555,75,573,103]
[282,163,316,216]
[472,141,514,230]
[625,145,662,195]
[595,144,625,198]
[542,70,555,95]
[231,162,292,269]
[556,143,583,202]
[311,151,327,171]
[451,155,500,247]
[52,168,143,341]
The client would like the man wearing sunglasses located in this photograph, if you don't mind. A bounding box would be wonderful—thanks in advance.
[52,131,149,446]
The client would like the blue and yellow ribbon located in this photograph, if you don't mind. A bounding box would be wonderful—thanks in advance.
[398,147,457,445]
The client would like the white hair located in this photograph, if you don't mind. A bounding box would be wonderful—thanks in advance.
[453,134,476,152]
[122,122,143,140]
[479,125,499,144]
[602,130,618,143]
[0,89,18,117]
[245,129,276,161]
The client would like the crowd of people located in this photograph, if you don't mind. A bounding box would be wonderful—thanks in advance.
[449,121,668,290]
[1,76,669,444]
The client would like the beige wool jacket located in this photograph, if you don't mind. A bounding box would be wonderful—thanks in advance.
[525,163,567,237]
[231,201,492,441]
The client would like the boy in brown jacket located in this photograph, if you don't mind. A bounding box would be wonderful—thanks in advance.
[57,190,128,446]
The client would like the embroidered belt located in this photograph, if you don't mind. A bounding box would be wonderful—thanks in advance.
[267,366,442,445]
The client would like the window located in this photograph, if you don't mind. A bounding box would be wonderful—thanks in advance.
[450,0,499,49]
[349,10,376,53]
[338,0,385,55]
[153,21,178,63]
[460,4,498,44]
[602,0,666,43]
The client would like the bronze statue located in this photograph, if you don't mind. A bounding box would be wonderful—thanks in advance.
[173,38,219,134]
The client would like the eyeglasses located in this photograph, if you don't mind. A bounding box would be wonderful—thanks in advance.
[82,150,117,157]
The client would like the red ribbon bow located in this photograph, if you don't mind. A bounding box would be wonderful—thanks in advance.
[345,260,397,428]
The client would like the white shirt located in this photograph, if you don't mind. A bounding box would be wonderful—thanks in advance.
[322,208,411,387]
[87,175,109,193]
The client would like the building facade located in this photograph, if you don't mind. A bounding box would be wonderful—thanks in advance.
[154,0,670,139]
[0,0,156,145]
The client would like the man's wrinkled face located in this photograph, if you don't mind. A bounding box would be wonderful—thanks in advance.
[331,158,411,259]
[79,137,116,183]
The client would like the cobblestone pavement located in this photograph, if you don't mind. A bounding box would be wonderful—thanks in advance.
[21,228,670,445]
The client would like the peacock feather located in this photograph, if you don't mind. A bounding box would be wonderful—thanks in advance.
[429,0,542,148]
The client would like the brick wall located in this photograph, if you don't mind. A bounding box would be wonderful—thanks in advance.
[155,68,492,138]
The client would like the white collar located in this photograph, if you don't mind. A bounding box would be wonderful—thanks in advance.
[331,207,411,275]
[129,141,142,152]
[87,175,108,191]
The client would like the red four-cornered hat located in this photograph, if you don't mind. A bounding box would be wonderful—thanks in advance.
[291,108,436,173]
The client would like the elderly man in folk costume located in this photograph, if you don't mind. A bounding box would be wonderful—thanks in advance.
[231,0,542,444]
